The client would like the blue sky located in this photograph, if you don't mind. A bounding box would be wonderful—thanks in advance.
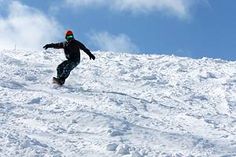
[0,0,236,60]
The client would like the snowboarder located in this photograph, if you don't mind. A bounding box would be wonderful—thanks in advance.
[43,30,95,85]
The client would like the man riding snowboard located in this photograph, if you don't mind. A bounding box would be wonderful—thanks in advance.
[43,30,95,85]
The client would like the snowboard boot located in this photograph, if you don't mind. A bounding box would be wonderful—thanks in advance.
[53,77,65,86]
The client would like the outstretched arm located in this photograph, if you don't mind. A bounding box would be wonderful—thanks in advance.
[78,41,95,60]
[43,42,65,50]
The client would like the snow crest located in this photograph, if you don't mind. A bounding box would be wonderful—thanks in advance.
[0,50,236,157]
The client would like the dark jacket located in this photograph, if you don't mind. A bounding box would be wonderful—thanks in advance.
[45,39,95,62]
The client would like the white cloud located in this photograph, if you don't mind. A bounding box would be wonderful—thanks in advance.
[0,1,63,51]
[89,32,139,53]
[65,0,208,19]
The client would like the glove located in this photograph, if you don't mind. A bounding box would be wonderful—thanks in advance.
[90,54,95,60]
[43,44,50,50]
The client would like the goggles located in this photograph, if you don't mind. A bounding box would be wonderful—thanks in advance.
[66,35,74,40]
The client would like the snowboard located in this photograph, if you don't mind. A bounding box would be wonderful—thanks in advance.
[52,77,64,86]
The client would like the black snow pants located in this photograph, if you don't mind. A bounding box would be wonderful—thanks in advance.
[57,60,79,81]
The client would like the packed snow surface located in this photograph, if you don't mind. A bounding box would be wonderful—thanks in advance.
[0,50,236,157]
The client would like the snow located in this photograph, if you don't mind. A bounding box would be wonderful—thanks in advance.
[0,49,236,157]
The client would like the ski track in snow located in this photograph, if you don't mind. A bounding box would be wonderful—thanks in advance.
[0,50,236,157]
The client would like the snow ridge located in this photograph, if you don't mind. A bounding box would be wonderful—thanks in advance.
[0,50,236,157]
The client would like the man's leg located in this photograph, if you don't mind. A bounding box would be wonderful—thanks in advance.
[57,60,68,79]
[56,60,79,84]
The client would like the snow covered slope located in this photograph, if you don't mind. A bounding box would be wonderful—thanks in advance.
[0,49,236,157]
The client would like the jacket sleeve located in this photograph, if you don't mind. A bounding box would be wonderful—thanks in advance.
[77,41,93,56]
[46,42,65,49]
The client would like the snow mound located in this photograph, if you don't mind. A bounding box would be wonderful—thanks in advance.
[0,50,236,157]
